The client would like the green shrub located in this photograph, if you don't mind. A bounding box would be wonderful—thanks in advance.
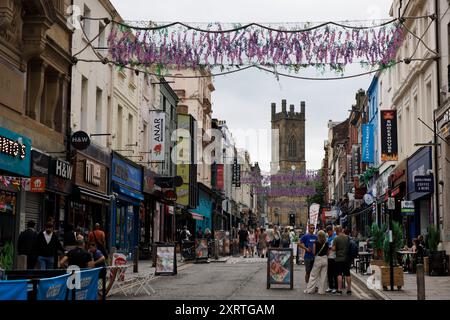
[0,242,14,270]
[427,225,440,252]
[383,221,404,264]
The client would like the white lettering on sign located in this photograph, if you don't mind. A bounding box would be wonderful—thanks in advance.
[55,160,73,180]
[85,160,101,186]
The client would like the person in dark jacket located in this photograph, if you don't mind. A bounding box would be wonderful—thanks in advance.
[34,222,64,270]
[17,221,38,269]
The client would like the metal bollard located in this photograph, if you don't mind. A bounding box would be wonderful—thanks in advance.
[133,246,139,273]
[214,240,219,260]
[417,264,425,300]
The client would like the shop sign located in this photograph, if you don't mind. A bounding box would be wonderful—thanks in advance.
[380,110,398,161]
[71,131,90,150]
[232,157,241,187]
[216,164,224,190]
[414,175,434,193]
[0,127,31,176]
[30,177,46,192]
[112,155,142,191]
[143,168,156,194]
[150,112,165,162]
[53,160,73,180]
[85,160,101,187]
[361,124,374,163]
[164,190,177,201]
[407,147,432,200]
[401,201,415,216]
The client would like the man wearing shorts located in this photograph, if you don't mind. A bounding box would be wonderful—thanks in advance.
[333,225,352,295]
[238,225,249,258]
[299,224,318,284]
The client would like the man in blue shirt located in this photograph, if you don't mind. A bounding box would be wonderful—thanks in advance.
[299,224,318,284]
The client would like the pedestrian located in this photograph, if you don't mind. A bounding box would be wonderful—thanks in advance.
[258,228,268,258]
[332,225,352,295]
[88,242,107,267]
[299,224,318,284]
[17,220,38,269]
[272,225,281,248]
[180,226,192,262]
[238,225,249,258]
[248,229,256,257]
[63,224,77,252]
[75,227,84,241]
[281,227,291,248]
[34,222,64,270]
[59,239,94,269]
[197,227,203,239]
[255,227,261,256]
[88,223,107,258]
[304,230,329,295]
[266,224,274,247]
[325,225,337,293]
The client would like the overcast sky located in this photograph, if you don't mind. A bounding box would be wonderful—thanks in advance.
[110,0,393,173]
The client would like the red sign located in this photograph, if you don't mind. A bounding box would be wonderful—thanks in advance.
[217,164,224,190]
[30,177,46,192]
[164,190,177,201]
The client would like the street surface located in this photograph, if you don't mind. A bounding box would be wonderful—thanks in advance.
[111,256,374,300]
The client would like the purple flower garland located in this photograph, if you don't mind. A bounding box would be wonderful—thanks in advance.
[107,23,404,72]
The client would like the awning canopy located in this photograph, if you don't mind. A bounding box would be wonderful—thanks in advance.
[190,212,204,221]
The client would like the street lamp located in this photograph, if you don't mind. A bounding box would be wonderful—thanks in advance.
[291,165,296,227]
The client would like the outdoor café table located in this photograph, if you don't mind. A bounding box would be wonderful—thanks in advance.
[357,252,372,274]
[397,251,415,272]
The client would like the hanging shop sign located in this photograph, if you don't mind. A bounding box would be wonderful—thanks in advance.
[361,124,375,163]
[150,112,165,162]
[143,168,156,194]
[30,177,46,193]
[216,164,224,190]
[164,190,177,202]
[0,127,31,176]
[84,160,101,187]
[407,146,432,200]
[232,157,241,187]
[176,164,190,206]
[380,110,398,161]
[352,145,360,176]
[414,175,434,193]
[401,201,415,216]
[71,131,90,150]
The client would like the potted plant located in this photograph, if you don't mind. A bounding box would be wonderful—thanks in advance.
[0,241,14,271]
[380,221,404,290]
[370,223,386,265]
[427,225,448,276]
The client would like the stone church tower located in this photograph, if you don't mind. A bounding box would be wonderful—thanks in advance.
[268,100,308,228]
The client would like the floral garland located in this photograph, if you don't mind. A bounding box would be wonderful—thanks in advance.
[0,176,30,191]
[107,22,405,72]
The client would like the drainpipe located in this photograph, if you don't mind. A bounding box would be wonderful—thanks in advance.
[433,0,441,231]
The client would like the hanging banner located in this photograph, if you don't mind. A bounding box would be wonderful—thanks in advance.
[75,268,101,300]
[0,280,28,300]
[380,111,398,161]
[352,145,361,176]
[150,112,165,162]
[309,203,320,228]
[361,124,375,163]
[36,274,70,300]
[232,158,241,187]
[216,164,224,190]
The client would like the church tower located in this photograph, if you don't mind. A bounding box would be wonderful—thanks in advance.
[268,100,308,228]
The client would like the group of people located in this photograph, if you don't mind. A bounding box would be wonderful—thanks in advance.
[238,224,296,258]
[299,224,355,295]
[17,220,108,270]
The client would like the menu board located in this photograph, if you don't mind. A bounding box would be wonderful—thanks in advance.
[155,245,177,275]
[267,248,293,289]
[195,239,209,260]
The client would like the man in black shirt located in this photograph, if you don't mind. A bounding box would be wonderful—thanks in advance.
[238,226,249,258]
[59,240,94,269]
[17,221,38,269]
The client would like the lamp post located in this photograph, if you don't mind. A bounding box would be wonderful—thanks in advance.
[291,165,296,227]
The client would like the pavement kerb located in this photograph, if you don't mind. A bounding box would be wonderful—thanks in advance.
[350,270,391,300]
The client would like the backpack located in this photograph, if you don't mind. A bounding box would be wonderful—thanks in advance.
[348,238,359,260]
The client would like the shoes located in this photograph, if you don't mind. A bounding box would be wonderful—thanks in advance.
[314,287,318,293]
[347,290,352,295]
[303,289,310,294]
[332,289,337,294]
[326,289,332,293]
[336,290,343,295]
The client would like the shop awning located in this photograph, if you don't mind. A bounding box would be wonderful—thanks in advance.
[116,185,144,201]
[190,212,204,220]
[78,186,110,202]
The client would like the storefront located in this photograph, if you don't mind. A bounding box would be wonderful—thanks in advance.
[0,127,31,253]
[70,147,111,247]
[407,147,434,239]
[375,165,395,227]
[390,159,410,245]
[111,153,143,258]
[189,183,213,234]
[142,168,156,246]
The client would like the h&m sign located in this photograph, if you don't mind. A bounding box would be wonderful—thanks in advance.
[53,160,73,180]
[85,160,101,187]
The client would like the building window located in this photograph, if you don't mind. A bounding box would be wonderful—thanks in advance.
[81,76,88,132]
[83,5,91,38]
[95,88,102,137]
[288,136,297,158]
[98,22,106,49]
[128,114,134,146]
[117,105,123,148]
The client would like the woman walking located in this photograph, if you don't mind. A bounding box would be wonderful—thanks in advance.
[304,230,329,295]
[258,228,268,258]
[248,229,256,257]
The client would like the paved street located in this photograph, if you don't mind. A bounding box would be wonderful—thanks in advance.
[110,257,374,300]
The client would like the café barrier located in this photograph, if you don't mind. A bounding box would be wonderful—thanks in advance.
[0,279,28,300]
[37,274,71,300]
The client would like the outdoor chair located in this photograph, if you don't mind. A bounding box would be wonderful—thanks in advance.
[132,270,156,296]
[107,264,136,297]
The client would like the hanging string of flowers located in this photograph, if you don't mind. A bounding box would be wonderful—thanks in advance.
[107,21,405,72]
[0,176,29,191]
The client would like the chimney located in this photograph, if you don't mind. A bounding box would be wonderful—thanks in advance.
[282,99,287,113]
[271,102,276,115]
[290,104,295,114]
[301,101,306,115]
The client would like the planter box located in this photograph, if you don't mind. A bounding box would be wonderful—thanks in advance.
[423,256,429,274]
[370,260,387,268]
[428,251,449,276]
[380,266,404,290]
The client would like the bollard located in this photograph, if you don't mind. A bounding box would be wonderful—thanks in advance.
[214,240,219,260]
[417,264,425,300]
[133,246,139,273]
